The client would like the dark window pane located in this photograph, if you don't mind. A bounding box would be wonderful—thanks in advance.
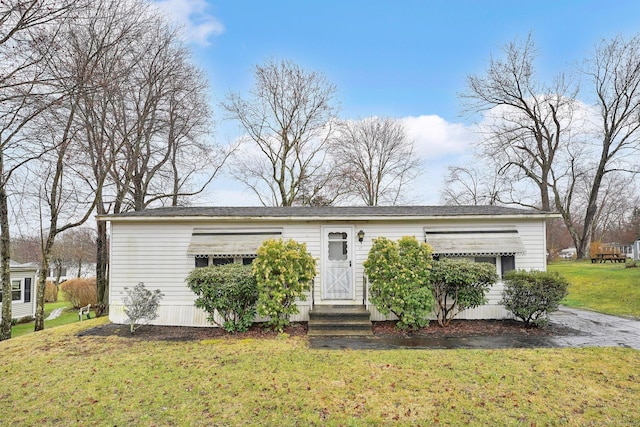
[242,258,254,265]
[475,256,496,265]
[195,256,209,268]
[213,258,234,266]
[501,256,516,277]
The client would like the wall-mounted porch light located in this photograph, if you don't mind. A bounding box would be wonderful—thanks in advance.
[357,229,365,242]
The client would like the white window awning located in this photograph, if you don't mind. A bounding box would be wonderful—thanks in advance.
[424,227,526,256]
[187,228,283,258]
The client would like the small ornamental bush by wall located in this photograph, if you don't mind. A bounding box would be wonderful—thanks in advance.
[429,258,498,327]
[501,270,569,327]
[60,278,97,308]
[123,282,164,334]
[363,236,434,330]
[186,264,258,333]
[252,238,316,332]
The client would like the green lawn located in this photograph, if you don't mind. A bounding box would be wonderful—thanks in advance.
[548,260,640,318]
[11,298,80,338]
[0,319,638,426]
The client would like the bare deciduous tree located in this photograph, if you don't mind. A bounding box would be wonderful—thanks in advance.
[0,0,78,340]
[329,117,419,206]
[456,33,640,258]
[441,163,504,206]
[223,59,339,206]
[576,35,640,257]
[462,33,578,212]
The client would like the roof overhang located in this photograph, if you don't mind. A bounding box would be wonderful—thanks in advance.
[99,212,560,223]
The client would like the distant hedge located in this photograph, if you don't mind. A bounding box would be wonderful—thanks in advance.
[60,278,97,308]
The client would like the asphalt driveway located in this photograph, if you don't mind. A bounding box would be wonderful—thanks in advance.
[308,306,640,350]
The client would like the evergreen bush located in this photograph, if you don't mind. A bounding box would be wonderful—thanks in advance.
[429,258,498,326]
[501,270,569,327]
[363,236,434,330]
[253,239,316,332]
[186,263,258,333]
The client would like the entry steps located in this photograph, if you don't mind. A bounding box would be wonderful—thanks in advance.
[307,305,373,336]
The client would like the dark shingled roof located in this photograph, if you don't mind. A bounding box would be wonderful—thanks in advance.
[102,205,555,220]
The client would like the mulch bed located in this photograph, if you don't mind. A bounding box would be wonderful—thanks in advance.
[79,319,568,342]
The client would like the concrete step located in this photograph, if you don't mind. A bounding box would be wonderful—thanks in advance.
[308,305,372,336]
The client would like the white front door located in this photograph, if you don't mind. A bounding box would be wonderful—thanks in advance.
[322,226,354,300]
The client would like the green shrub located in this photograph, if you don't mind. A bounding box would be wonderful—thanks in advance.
[363,236,434,330]
[186,264,258,333]
[625,260,637,268]
[429,258,498,327]
[253,239,316,332]
[501,270,569,327]
[60,278,97,308]
[123,282,164,334]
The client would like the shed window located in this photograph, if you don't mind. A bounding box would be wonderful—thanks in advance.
[212,258,234,266]
[195,256,209,268]
[501,255,516,277]
[475,256,496,265]
[194,256,255,268]
[11,280,22,301]
[0,280,24,302]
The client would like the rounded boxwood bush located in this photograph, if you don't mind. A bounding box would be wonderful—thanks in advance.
[501,270,569,327]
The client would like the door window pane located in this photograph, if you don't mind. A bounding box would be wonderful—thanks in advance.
[328,232,348,260]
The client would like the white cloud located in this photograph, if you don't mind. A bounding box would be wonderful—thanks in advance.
[153,0,225,46]
[401,115,476,160]
[399,115,478,204]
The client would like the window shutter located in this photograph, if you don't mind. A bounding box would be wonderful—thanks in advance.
[24,278,32,303]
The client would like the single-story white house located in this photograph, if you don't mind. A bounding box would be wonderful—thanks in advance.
[100,206,557,327]
[1,260,38,319]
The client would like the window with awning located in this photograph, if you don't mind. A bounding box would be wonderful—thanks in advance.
[424,227,526,257]
[186,228,283,258]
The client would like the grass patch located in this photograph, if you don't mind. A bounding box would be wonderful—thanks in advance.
[0,321,639,426]
[548,260,640,318]
[11,298,79,338]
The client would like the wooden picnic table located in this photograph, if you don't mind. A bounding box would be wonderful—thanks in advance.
[591,253,627,263]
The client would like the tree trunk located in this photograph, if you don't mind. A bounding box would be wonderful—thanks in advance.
[96,201,108,313]
[34,233,55,331]
[0,167,12,341]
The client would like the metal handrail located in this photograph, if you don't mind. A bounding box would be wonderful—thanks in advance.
[362,273,367,306]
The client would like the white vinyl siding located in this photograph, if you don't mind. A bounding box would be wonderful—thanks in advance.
[108,217,548,326]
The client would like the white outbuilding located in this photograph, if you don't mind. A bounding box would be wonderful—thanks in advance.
[99,206,557,327]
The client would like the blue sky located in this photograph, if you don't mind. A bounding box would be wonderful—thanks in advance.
[155,0,640,205]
